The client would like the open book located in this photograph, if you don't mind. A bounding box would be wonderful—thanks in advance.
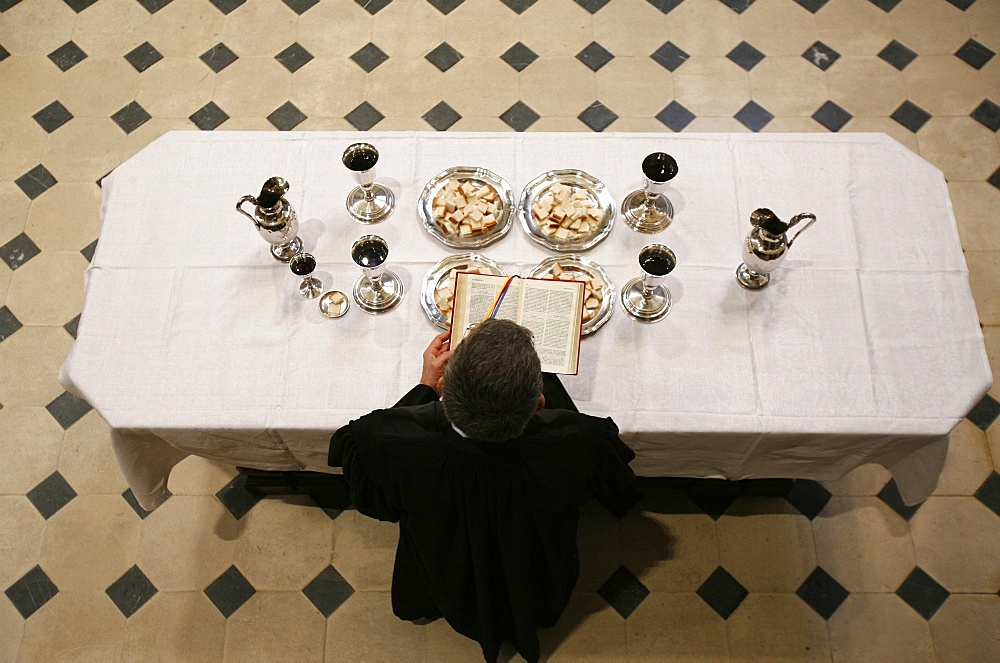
[449,272,584,375]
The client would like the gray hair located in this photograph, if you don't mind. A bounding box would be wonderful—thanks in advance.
[442,318,543,441]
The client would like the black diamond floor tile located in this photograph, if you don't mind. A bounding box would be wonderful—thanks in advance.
[596,485,642,519]
[0,44,9,63]
[26,471,78,520]
[123,487,172,519]
[697,567,748,619]
[344,101,385,131]
[216,475,261,519]
[48,41,87,71]
[200,43,239,73]
[597,566,649,619]
[32,101,73,133]
[355,0,391,14]
[734,100,774,132]
[578,101,618,132]
[971,99,1000,132]
[499,0,537,13]
[945,0,975,8]
[575,0,611,13]
[275,42,313,73]
[966,393,1000,430]
[500,42,537,72]
[784,480,832,519]
[106,565,157,618]
[81,238,98,262]
[812,100,853,132]
[648,0,682,11]
[309,490,350,520]
[0,305,23,342]
[868,0,903,10]
[111,101,151,134]
[890,100,931,133]
[803,41,840,70]
[124,41,163,72]
[425,42,463,72]
[189,101,230,130]
[1,232,42,269]
[955,39,995,70]
[989,167,1000,191]
[5,565,58,619]
[577,42,614,72]
[267,101,307,131]
[204,565,256,618]
[422,101,461,131]
[727,41,766,71]
[651,41,689,72]
[428,0,464,13]
[0,0,21,10]
[687,482,740,520]
[282,0,318,14]
[135,0,173,13]
[878,40,918,71]
[500,101,539,132]
[796,566,849,619]
[877,478,922,520]
[63,313,80,339]
[350,42,389,73]
[719,0,755,13]
[208,0,244,13]
[793,0,829,12]
[896,567,949,620]
[15,165,57,201]
[974,472,1000,517]
[46,391,92,429]
[302,565,355,617]
[63,0,99,11]
[656,101,696,131]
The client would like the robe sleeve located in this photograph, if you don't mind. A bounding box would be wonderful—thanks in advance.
[328,415,402,523]
[392,383,439,408]
[586,417,637,498]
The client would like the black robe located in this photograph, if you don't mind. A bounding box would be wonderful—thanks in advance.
[328,382,636,663]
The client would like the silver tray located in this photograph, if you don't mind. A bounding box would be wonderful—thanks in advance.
[518,169,615,253]
[420,252,507,329]
[526,255,614,336]
[418,166,514,249]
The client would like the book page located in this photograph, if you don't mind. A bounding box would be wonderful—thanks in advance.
[518,279,583,374]
[450,273,522,343]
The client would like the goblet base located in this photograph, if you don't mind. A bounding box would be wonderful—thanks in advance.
[353,270,403,314]
[736,263,771,290]
[346,184,394,224]
[621,191,673,233]
[621,278,672,322]
[299,276,323,299]
[270,236,303,262]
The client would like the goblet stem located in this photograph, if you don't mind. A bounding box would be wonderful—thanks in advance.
[361,183,375,201]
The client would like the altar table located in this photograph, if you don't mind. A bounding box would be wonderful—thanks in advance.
[58,131,992,510]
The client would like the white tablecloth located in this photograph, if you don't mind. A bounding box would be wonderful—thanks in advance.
[58,131,992,510]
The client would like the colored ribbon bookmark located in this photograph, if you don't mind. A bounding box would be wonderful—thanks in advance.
[483,276,518,321]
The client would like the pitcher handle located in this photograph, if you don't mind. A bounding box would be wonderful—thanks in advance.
[236,195,258,224]
[786,212,817,247]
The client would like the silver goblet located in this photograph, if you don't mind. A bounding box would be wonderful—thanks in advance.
[289,252,322,299]
[351,235,403,314]
[621,243,676,322]
[621,152,678,233]
[343,143,394,224]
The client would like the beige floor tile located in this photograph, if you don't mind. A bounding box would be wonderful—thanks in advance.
[213,57,292,119]
[367,59,447,119]
[0,118,49,183]
[674,57,751,117]
[147,0,225,57]
[917,117,1000,183]
[372,1,445,58]
[120,116,190,161]
[740,0,819,56]
[826,57,906,117]
[438,58,519,118]
[0,262,11,305]
[442,1,522,58]
[749,56,829,117]
[949,181,1000,252]
[135,57,215,119]
[295,116,357,131]
[929,594,1000,663]
[371,116,428,130]
[812,497,916,592]
[57,58,140,118]
[449,117,514,132]
[0,406,63,495]
[816,0,895,55]
[526,116,591,131]
[595,58,674,118]
[223,591,326,662]
[967,1,1000,51]
[985,326,1000,406]
[0,496,45,588]
[518,57,597,118]
[725,593,830,662]
[626,591,728,661]
[610,116,674,132]
[0,0,76,56]
[18,591,126,663]
[24,182,101,252]
[329,508,397,591]
[325,591,427,662]
[591,0,672,58]
[0,181,30,247]
[889,0,972,55]
[667,1,743,57]
[903,56,988,117]
[295,2,372,59]
[221,1,298,56]
[0,325,73,407]
[137,494,240,591]
[910,496,1000,593]
[0,596,24,662]
[843,117,919,152]
[828,593,934,663]
[122,591,226,662]
[822,462,893,497]
[290,58,367,119]
[620,505,718,592]
[933,419,993,496]
[538,592,628,662]
[516,0,595,58]
[763,116,828,132]
[685,117,747,131]
[717,498,817,592]
[58,410,128,495]
[424,615,484,661]
[42,117,127,183]
[576,500,622,591]
[5,251,87,325]
[965,250,1000,326]
[70,0,151,58]
[39,495,141,591]
[167,455,238,495]
[0,57,63,123]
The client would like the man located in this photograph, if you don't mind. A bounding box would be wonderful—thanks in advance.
[328,319,636,662]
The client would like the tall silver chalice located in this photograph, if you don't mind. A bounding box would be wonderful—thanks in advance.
[621,243,676,322]
[235,176,303,262]
[351,235,403,314]
[736,208,817,290]
[621,152,679,233]
[343,143,394,224]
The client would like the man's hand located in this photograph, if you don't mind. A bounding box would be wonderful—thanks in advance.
[420,330,452,394]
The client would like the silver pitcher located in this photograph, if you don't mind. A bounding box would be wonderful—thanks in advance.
[736,208,817,290]
[236,177,302,262]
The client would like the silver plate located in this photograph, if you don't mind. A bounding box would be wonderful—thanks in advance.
[518,169,615,252]
[526,255,614,336]
[418,167,514,249]
[420,253,507,329]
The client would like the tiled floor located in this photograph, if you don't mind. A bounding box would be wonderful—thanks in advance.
[1,0,999,660]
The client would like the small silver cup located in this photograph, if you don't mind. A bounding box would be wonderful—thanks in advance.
[621,153,678,234]
[343,143,394,224]
[621,243,676,322]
